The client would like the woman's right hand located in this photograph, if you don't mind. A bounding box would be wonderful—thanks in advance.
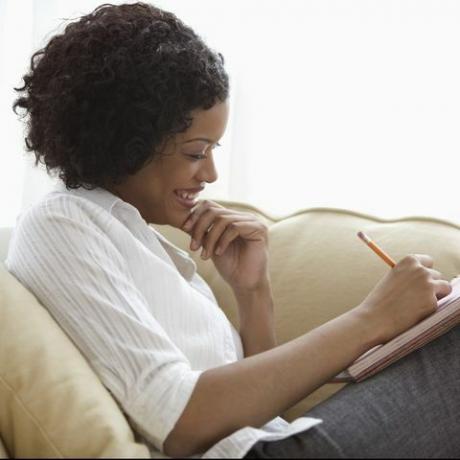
[357,254,452,344]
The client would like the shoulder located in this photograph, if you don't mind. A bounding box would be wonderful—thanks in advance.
[6,189,115,268]
[15,188,113,236]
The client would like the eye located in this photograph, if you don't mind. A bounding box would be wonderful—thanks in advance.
[187,153,207,161]
[184,143,222,161]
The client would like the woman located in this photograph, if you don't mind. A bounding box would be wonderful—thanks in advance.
[7,2,460,458]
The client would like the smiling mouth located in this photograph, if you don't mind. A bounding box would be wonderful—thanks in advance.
[174,189,201,209]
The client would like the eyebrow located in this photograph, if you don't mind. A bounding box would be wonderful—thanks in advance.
[182,137,215,144]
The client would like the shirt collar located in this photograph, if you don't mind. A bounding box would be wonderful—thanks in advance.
[53,181,126,216]
[53,181,197,280]
[149,226,198,281]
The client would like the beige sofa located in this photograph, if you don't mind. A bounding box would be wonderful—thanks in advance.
[2,201,460,458]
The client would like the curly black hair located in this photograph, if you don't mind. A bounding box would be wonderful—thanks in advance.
[13,2,229,189]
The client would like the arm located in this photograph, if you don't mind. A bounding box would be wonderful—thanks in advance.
[174,203,451,456]
[164,304,375,457]
[165,253,453,457]
[182,201,278,357]
[175,202,452,457]
[234,281,277,356]
[8,204,204,453]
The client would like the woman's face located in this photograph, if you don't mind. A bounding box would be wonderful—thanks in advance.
[109,100,229,227]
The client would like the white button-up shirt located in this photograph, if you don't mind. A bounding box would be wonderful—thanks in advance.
[6,183,321,458]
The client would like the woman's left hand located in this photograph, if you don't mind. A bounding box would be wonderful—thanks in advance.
[181,200,270,292]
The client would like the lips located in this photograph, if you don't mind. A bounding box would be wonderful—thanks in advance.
[174,187,204,209]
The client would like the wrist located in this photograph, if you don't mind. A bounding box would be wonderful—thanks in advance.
[348,305,385,350]
[233,280,273,309]
[233,282,274,329]
[233,280,276,355]
[232,275,271,297]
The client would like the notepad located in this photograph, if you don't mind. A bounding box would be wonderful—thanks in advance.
[335,276,460,383]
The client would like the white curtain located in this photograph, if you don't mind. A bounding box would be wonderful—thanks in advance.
[2,0,460,228]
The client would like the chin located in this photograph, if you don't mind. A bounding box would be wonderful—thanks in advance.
[165,211,189,229]
[158,199,192,228]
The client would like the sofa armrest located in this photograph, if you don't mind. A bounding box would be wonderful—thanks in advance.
[0,436,9,459]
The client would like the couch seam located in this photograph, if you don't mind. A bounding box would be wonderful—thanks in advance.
[0,375,64,458]
[215,200,460,229]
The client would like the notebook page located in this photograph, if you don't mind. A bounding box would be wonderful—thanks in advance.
[348,277,460,379]
[334,277,460,382]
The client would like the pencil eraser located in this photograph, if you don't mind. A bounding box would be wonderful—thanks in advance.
[357,231,371,244]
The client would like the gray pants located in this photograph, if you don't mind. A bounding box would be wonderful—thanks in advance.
[245,326,460,458]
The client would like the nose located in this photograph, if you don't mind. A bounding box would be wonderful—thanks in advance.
[197,155,218,184]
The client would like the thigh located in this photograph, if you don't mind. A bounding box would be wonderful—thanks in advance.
[247,325,460,459]
[245,424,346,459]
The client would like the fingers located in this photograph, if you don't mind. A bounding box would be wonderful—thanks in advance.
[398,254,434,269]
[414,254,434,269]
[398,254,452,301]
[427,268,442,280]
[425,269,452,300]
[434,279,452,300]
[209,221,255,257]
[182,200,223,234]
[203,221,241,258]
[200,216,254,259]
[181,200,262,258]
[188,207,228,251]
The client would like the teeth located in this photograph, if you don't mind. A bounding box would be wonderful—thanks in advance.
[177,191,198,201]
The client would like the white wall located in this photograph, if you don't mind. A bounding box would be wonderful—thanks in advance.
[2,0,460,227]
[0,0,34,227]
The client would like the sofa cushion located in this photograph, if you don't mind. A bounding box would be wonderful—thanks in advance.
[0,265,149,458]
[0,436,8,459]
[0,228,11,263]
[2,201,460,456]
[155,203,460,421]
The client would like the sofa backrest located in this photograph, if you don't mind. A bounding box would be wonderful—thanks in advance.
[156,202,460,340]
[0,228,11,262]
[0,437,8,459]
[3,201,460,456]
[155,202,460,420]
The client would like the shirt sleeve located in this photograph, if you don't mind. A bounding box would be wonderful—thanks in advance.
[6,198,203,452]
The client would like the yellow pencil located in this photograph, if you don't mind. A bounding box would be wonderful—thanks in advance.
[357,231,396,268]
